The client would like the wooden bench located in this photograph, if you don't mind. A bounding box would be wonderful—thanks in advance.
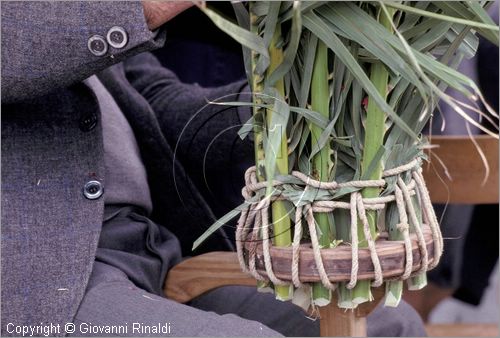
[420,135,499,337]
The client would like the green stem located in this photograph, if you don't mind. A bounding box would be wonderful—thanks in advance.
[408,273,427,291]
[385,280,403,306]
[385,203,404,307]
[353,7,394,305]
[335,209,356,308]
[268,27,293,301]
[250,4,271,293]
[338,282,356,309]
[310,41,332,306]
[250,6,266,183]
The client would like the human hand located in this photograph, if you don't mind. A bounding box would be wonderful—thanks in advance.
[142,1,195,31]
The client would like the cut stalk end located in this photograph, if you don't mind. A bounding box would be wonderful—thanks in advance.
[385,281,403,307]
[408,273,428,291]
[338,283,357,309]
[275,284,294,301]
[352,281,373,305]
[312,282,332,306]
[257,280,274,294]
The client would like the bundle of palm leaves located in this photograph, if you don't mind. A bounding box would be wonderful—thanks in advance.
[194,1,499,309]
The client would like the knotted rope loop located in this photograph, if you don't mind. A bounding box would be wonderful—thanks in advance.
[346,192,360,289]
[412,169,444,269]
[394,184,413,280]
[356,193,383,287]
[236,158,443,289]
[291,206,304,288]
[383,159,420,177]
[260,197,288,286]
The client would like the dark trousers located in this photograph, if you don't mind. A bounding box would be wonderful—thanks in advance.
[71,261,427,337]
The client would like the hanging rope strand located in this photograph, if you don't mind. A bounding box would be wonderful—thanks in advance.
[261,197,288,286]
[356,193,383,287]
[291,206,304,288]
[398,177,429,273]
[305,204,336,290]
[346,192,360,289]
[394,184,414,280]
[413,170,444,268]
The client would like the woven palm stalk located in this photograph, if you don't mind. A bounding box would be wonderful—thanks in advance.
[194,1,499,309]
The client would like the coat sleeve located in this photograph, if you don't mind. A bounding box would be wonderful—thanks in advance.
[1,1,165,103]
[124,52,254,215]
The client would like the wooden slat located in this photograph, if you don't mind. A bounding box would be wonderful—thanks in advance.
[425,323,499,337]
[423,135,499,204]
[164,252,255,303]
[164,227,434,304]
[247,226,435,282]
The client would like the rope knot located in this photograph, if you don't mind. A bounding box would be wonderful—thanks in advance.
[396,223,410,231]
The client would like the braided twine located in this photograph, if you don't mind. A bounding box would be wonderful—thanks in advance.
[235,159,444,290]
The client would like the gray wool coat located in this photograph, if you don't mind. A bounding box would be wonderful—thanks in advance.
[1,1,252,334]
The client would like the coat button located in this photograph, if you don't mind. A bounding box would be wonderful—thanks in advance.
[87,35,108,56]
[79,113,98,132]
[106,26,128,49]
[83,180,103,200]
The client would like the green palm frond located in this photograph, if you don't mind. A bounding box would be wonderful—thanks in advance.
[195,1,499,308]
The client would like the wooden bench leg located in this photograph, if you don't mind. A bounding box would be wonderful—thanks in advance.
[317,287,384,336]
[320,305,367,337]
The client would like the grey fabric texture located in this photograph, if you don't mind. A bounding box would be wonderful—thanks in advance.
[2,84,106,333]
[1,1,165,104]
[96,206,182,296]
[1,1,166,334]
[90,70,167,295]
[1,3,251,332]
[85,75,153,214]
[71,262,280,337]
[99,55,250,255]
